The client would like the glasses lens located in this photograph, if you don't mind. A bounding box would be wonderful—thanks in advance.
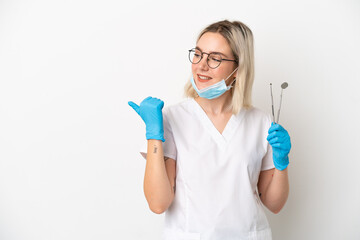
[189,49,202,64]
[208,53,222,68]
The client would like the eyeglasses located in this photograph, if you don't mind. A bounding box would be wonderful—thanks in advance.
[188,48,238,69]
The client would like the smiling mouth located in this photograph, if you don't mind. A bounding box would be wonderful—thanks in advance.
[198,75,211,80]
[197,74,212,82]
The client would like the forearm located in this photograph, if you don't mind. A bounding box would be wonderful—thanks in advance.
[263,168,289,214]
[143,139,173,213]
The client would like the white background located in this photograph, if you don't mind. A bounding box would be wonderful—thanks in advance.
[0,0,359,239]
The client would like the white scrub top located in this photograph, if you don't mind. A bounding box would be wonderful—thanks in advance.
[140,98,275,240]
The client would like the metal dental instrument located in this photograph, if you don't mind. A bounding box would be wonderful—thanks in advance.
[270,83,275,123]
[276,82,288,123]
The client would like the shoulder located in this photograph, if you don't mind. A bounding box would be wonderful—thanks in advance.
[245,106,270,118]
[163,98,194,116]
[243,106,272,126]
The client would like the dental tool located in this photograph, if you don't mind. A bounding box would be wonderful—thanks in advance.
[270,83,275,123]
[276,82,288,123]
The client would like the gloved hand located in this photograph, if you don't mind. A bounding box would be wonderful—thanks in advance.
[267,123,291,170]
[128,96,165,142]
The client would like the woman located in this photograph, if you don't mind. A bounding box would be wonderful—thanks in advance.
[128,20,291,240]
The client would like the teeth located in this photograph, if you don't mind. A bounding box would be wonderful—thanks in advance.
[199,75,211,80]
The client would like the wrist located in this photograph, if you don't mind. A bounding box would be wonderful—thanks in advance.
[146,132,165,142]
[274,156,289,171]
[146,124,164,141]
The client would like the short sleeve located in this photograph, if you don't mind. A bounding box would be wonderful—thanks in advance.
[261,141,275,171]
[260,113,275,171]
[139,109,177,160]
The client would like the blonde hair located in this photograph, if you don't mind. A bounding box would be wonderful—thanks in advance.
[184,20,255,115]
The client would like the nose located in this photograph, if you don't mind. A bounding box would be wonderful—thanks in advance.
[198,54,209,70]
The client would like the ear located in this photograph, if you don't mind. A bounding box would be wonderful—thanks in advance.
[232,68,239,77]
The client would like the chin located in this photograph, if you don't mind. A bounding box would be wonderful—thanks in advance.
[197,80,215,89]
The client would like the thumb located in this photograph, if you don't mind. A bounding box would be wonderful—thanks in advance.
[128,101,140,115]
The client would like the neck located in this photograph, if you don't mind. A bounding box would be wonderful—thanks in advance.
[195,91,233,115]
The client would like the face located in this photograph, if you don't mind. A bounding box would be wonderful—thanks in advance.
[191,32,238,90]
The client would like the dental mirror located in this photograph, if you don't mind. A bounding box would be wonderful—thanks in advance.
[281,82,288,89]
[276,82,289,123]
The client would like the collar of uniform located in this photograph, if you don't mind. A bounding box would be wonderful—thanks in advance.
[190,98,245,148]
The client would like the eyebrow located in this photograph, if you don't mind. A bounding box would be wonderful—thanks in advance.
[195,46,229,58]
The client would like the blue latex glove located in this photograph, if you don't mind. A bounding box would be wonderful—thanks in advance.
[267,123,291,170]
[128,96,165,142]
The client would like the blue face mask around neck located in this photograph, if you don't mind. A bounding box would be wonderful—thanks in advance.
[190,67,238,100]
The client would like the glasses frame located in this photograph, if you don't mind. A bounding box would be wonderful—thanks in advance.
[188,48,238,69]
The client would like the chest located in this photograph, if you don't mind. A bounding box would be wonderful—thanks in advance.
[206,112,233,135]
[173,119,264,190]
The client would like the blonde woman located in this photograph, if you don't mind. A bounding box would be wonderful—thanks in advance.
[128,20,291,240]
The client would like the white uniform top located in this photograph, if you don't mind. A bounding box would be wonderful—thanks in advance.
[140,98,275,240]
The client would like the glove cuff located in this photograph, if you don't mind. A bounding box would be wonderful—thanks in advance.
[145,124,165,142]
[274,156,289,171]
[146,133,165,142]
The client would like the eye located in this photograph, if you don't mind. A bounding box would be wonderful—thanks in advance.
[211,57,221,63]
[210,54,222,62]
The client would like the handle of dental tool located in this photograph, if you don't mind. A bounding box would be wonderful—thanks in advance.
[276,89,284,123]
[270,83,275,123]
